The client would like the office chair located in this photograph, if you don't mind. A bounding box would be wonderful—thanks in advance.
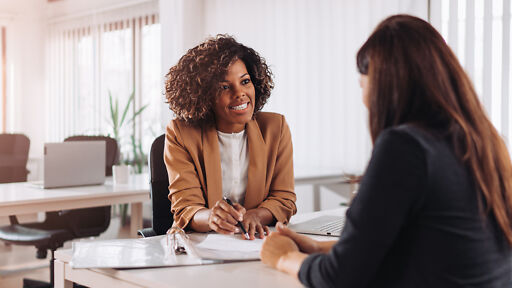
[0,135,117,288]
[138,134,173,237]
[0,133,30,183]
[64,135,120,176]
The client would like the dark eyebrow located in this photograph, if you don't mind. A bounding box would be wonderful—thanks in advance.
[221,73,250,82]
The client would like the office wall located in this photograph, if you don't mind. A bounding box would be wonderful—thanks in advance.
[0,0,46,180]
[160,0,428,211]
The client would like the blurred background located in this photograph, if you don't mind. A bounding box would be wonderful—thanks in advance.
[0,0,510,210]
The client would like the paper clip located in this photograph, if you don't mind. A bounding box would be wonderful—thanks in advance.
[166,227,188,255]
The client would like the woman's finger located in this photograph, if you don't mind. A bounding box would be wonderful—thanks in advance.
[256,224,265,239]
[263,225,270,237]
[210,212,238,232]
[209,221,235,235]
[212,207,238,225]
[233,203,246,215]
[248,222,257,240]
[218,200,244,221]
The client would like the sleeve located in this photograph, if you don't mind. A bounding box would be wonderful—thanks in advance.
[258,115,297,224]
[164,121,206,229]
[298,129,427,287]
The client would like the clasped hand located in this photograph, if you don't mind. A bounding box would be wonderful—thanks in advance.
[208,200,270,239]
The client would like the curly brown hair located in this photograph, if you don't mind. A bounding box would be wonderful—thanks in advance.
[164,35,274,126]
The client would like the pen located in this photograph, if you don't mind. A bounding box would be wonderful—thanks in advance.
[223,197,250,240]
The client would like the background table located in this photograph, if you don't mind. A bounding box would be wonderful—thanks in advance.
[0,174,150,237]
[295,168,357,211]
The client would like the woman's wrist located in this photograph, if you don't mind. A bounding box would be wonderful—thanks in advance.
[189,208,212,232]
[276,251,308,277]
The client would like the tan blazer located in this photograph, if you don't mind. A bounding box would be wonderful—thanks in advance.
[164,112,297,229]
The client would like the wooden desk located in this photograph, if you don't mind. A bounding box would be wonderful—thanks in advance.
[0,174,150,237]
[54,208,347,288]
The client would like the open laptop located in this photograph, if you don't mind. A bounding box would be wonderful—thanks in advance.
[31,141,106,189]
[287,215,346,237]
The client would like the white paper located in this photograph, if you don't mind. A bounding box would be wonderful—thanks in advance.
[193,234,263,251]
[185,233,263,261]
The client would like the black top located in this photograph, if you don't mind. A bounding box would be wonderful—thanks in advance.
[298,125,512,288]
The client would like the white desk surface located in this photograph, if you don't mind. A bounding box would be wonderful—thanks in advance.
[294,167,349,185]
[0,174,150,236]
[54,207,347,288]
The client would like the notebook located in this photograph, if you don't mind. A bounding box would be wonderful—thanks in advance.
[30,141,106,189]
[287,215,346,237]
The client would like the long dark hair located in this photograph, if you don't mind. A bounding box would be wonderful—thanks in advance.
[357,14,512,245]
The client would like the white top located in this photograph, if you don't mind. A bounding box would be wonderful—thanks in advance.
[217,130,249,205]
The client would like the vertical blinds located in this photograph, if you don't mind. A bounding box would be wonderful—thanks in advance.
[46,1,160,156]
[431,0,512,148]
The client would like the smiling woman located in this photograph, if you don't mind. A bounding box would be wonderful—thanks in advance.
[163,35,297,240]
[214,59,255,133]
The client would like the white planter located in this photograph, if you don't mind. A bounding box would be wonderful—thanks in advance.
[112,165,130,184]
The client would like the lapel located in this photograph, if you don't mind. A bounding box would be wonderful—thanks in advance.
[244,119,267,209]
[203,125,222,208]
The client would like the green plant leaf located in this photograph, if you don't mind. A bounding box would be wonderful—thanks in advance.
[108,91,116,127]
[119,91,134,128]
[127,103,149,124]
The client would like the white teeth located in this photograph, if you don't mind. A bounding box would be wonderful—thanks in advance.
[230,103,248,110]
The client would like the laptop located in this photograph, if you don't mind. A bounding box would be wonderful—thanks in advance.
[287,215,346,237]
[31,141,106,189]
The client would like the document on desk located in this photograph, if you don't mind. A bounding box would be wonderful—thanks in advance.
[71,233,262,269]
[71,235,216,269]
[185,233,263,261]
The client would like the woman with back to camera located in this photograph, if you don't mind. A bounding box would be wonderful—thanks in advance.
[260,15,512,287]
[164,35,296,240]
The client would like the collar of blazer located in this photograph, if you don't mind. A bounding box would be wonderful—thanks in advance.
[203,118,268,209]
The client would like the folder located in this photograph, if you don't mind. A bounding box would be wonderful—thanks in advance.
[70,232,263,269]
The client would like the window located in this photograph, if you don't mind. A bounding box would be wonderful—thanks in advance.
[431,0,512,149]
[47,2,162,163]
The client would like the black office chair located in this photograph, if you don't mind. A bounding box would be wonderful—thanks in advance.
[0,136,117,288]
[138,134,173,237]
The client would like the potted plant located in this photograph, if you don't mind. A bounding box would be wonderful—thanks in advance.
[108,90,148,225]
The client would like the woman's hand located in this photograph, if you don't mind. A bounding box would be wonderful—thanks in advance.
[242,209,271,240]
[274,222,320,253]
[208,200,245,234]
[275,222,336,254]
[260,232,299,268]
[261,232,307,277]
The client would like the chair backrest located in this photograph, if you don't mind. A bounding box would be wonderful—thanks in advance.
[64,135,119,176]
[57,135,114,237]
[149,134,173,235]
[0,134,30,183]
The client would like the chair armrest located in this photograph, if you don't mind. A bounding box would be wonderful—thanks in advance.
[137,228,157,238]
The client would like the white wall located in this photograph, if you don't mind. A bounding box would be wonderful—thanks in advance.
[0,0,46,179]
[159,0,428,212]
